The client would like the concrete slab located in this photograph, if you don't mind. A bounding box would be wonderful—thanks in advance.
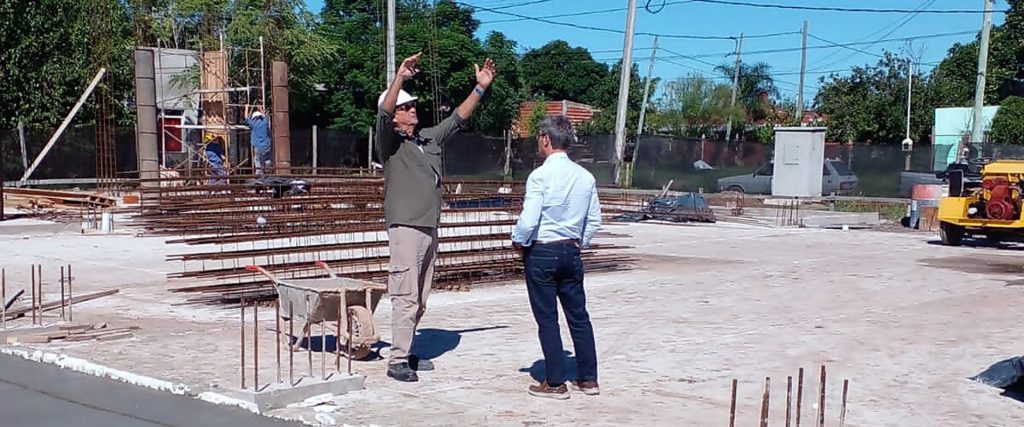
[799,211,880,228]
[226,373,366,412]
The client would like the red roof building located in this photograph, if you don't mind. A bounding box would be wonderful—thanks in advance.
[513,100,599,138]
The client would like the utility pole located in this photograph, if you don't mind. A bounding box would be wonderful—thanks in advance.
[613,0,639,187]
[386,0,396,87]
[904,58,915,170]
[905,59,914,144]
[796,21,808,124]
[725,33,744,142]
[630,36,659,188]
[969,0,994,154]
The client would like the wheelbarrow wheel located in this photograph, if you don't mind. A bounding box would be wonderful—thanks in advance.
[343,305,375,360]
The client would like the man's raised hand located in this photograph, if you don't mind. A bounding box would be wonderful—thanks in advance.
[398,52,422,81]
[475,58,496,89]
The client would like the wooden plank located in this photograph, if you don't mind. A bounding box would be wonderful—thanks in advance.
[95,331,134,342]
[2,289,119,320]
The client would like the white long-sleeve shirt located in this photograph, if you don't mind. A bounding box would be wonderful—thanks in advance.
[511,152,602,248]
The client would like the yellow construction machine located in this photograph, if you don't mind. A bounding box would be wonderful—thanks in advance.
[937,160,1024,246]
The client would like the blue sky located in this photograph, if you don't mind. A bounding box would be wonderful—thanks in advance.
[305,0,1009,103]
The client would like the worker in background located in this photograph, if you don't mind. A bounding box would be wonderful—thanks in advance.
[376,52,496,382]
[511,115,602,400]
[245,105,271,176]
[205,134,227,186]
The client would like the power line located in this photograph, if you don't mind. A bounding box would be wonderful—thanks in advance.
[689,0,1007,14]
[480,1,694,24]
[804,0,935,72]
[462,1,800,40]
[481,0,558,11]
[658,30,978,59]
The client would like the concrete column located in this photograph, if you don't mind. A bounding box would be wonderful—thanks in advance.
[272,61,291,174]
[134,49,160,190]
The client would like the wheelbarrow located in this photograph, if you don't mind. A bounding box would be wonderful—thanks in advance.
[245,262,386,360]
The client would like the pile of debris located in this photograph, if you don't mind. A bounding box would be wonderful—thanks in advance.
[3,188,115,219]
[612,192,716,224]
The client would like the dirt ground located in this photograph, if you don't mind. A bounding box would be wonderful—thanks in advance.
[1,217,1023,426]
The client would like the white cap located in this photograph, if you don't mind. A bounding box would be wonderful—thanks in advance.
[251,110,264,118]
[378,89,417,109]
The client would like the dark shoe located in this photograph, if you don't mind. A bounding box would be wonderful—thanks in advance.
[409,355,434,371]
[528,381,569,400]
[387,362,418,382]
[573,379,600,396]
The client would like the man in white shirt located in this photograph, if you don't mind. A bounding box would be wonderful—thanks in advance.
[511,115,602,400]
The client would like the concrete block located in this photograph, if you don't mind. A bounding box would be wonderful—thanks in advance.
[225,373,365,412]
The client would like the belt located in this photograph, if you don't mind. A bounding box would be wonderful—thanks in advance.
[534,238,580,246]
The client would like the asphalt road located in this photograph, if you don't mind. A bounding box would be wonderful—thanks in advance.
[0,353,301,427]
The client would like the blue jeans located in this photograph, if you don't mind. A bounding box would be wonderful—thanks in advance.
[523,241,598,386]
[207,153,226,185]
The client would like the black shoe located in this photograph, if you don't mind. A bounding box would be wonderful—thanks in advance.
[409,355,435,371]
[387,362,418,382]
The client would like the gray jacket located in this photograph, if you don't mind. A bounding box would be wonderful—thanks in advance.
[375,108,466,228]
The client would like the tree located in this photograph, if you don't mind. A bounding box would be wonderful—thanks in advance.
[651,74,734,137]
[714,61,779,123]
[0,0,135,129]
[520,40,609,104]
[814,52,933,144]
[577,61,652,136]
[990,96,1024,144]
[317,0,513,134]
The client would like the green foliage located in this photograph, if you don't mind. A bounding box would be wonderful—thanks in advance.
[814,52,932,144]
[524,96,548,138]
[990,96,1024,144]
[714,61,778,123]
[520,40,609,104]
[652,74,733,137]
[0,0,135,129]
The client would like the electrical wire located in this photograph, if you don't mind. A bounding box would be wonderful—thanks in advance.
[689,0,1006,14]
[462,1,799,40]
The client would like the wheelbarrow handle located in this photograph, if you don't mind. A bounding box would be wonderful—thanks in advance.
[245,264,284,292]
[314,261,338,279]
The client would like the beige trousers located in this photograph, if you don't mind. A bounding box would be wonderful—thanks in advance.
[387,225,438,364]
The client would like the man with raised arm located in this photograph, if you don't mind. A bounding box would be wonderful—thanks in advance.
[376,52,496,382]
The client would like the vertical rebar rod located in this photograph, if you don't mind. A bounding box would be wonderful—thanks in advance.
[336,299,341,372]
[276,299,281,384]
[839,379,849,427]
[729,378,738,427]
[60,266,66,321]
[1,269,5,329]
[67,264,73,322]
[289,301,294,385]
[760,377,771,427]
[796,368,804,427]
[31,265,36,325]
[306,296,312,378]
[241,300,246,389]
[253,301,259,391]
[817,365,826,427]
[321,317,326,380]
[347,307,353,376]
[786,376,793,427]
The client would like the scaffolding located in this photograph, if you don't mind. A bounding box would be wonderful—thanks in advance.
[151,36,268,184]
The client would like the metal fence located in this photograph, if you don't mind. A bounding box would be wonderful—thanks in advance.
[8,126,1024,197]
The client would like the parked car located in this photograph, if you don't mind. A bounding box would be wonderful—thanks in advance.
[717,160,860,195]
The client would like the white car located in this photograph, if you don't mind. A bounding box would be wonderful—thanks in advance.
[717,160,860,195]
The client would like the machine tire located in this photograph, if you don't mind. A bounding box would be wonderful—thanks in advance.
[940,222,965,246]
[343,306,375,360]
[986,232,1005,244]
[727,185,745,193]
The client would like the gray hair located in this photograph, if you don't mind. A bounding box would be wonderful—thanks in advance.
[537,115,575,150]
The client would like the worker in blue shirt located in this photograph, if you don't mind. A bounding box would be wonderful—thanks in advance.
[511,114,602,400]
[245,105,271,176]
[204,134,227,185]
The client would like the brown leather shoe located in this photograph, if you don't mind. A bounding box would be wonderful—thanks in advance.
[573,380,600,395]
[528,381,569,400]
